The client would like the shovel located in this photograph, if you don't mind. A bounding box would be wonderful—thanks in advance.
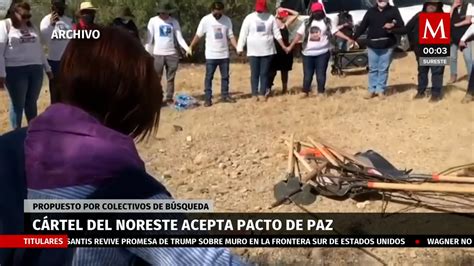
[273,134,301,204]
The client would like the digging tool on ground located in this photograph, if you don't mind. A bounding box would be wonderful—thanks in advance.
[273,135,301,205]
[281,136,372,168]
[308,137,341,167]
[271,163,327,208]
[409,174,474,184]
[321,180,474,197]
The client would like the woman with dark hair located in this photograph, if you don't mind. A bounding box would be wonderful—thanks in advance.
[0,27,243,264]
[0,1,52,129]
[392,0,446,102]
[288,2,354,98]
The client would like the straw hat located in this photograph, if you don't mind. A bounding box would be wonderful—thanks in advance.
[79,1,98,11]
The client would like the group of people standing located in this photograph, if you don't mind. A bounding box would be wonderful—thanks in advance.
[0,0,140,130]
[146,0,474,107]
[1,0,472,130]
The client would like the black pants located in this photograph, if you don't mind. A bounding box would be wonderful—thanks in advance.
[468,65,474,96]
[268,70,289,91]
[417,57,444,96]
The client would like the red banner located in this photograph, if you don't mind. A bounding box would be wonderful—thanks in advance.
[0,235,68,248]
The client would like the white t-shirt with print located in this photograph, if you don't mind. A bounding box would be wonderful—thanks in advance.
[237,12,282,57]
[0,19,51,77]
[196,14,234,59]
[145,16,189,56]
[297,19,338,57]
[40,14,73,61]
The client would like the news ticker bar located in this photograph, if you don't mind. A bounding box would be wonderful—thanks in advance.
[1,235,472,248]
[24,213,474,235]
[24,200,213,213]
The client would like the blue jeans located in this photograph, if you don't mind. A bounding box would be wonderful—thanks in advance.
[204,58,230,102]
[5,65,44,129]
[336,39,348,51]
[303,51,331,93]
[249,56,272,96]
[368,48,394,93]
[48,60,61,104]
[450,42,473,77]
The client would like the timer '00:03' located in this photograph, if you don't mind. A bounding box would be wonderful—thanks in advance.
[421,46,449,57]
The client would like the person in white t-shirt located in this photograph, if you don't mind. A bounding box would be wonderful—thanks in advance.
[0,2,52,129]
[288,2,354,98]
[40,0,72,104]
[237,0,288,101]
[189,1,238,107]
[145,1,191,105]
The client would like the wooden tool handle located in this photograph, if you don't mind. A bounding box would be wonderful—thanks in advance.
[303,162,328,183]
[282,136,372,168]
[368,182,474,194]
[432,175,474,184]
[308,137,340,167]
[327,147,345,163]
[287,134,295,174]
[294,150,313,172]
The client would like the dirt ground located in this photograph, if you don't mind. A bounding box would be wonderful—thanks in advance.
[1,52,473,265]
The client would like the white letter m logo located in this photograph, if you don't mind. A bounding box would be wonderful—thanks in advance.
[423,19,447,40]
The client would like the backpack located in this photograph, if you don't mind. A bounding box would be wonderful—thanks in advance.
[0,128,172,266]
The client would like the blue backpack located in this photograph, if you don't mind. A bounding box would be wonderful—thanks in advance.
[0,128,171,266]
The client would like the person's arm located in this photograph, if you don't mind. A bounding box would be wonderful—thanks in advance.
[331,18,354,44]
[391,13,417,35]
[35,26,52,78]
[126,194,245,265]
[40,15,54,47]
[174,20,190,52]
[227,18,238,51]
[288,23,305,51]
[189,18,205,51]
[353,10,369,40]
[393,8,405,29]
[334,31,353,42]
[0,20,8,88]
[383,8,405,31]
[281,8,299,27]
[236,15,250,54]
[144,19,154,54]
[272,16,286,50]
[461,23,474,42]
[456,4,473,27]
